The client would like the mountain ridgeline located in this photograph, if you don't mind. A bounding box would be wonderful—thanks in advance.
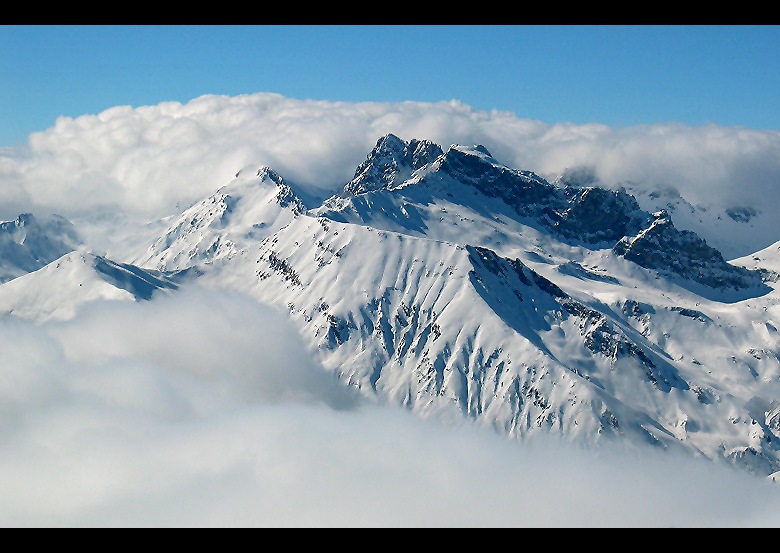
[2,134,779,478]
[330,134,765,292]
[0,213,82,283]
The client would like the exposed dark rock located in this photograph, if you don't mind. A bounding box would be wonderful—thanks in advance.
[92,255,178,301]
[726,206,759,223]
[613,211,763,290]
[669,306,712,323]
[343,134,443,196]
[556,187,647,244]
[439,147,556,219]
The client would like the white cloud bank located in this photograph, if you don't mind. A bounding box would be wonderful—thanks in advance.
[1,93,778,224]
[0,286,778,528]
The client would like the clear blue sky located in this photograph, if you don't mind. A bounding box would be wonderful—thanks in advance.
[1,25,778,147]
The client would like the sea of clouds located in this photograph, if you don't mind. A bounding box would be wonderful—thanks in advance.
[0,285,779,527]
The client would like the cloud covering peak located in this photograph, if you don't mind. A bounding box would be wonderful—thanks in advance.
[1,92,778,227]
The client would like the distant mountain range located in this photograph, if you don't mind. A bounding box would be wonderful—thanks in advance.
[3,134,779,480]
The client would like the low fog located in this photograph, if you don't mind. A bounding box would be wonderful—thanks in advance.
[0,93,778,223]
[0,286,778,527]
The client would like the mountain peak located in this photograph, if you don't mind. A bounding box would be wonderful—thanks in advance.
[14,213,35,226]
[0,248,179,322]
[451,143,494,159]
[1,213,37,233]
[329,135,767,293]
[0,212,81,283]
[342,135,444,196]
[255,165,284,184]
[138,164,307,272]
[375,133,406,152]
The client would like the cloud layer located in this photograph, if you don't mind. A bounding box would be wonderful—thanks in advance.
[0,286,778,527]
[1,93,779,225]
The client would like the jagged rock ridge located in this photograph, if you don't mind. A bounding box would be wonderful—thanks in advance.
[330,135,766,292]
[343,134,444,196]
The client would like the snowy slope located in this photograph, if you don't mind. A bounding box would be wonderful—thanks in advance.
[134,166,306,272]
[731,240,780,283]
[0,249,179,322]
[194,211,779,475]
[102,134,780,476]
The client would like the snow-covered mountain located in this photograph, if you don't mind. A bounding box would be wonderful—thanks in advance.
[0,213,81,283]
[135,166,306,272]
[316,139,765,297]
[0,248,180,322]
[3,134,780,478]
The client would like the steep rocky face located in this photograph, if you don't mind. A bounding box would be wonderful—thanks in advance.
[0,213,81,282]
[438,145,559,219]
[343,134,443,196]
[555,187,648,244]
[258,167,307,216]
[435,144,649,246]
[613,211,764,290]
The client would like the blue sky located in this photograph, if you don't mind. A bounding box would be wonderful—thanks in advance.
[1,25,779,147]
